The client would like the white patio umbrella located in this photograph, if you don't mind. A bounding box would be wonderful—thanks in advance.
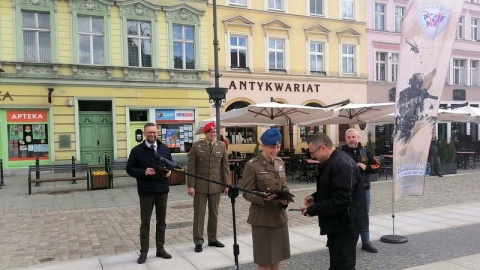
[451,106,480,122]
[219,102,333,126]
[197,102,333,150]
[367,108,472,124]
[299,102,395,126]
[194,116,276,135]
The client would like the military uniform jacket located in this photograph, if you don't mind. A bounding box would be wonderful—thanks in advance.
[187,139,230,194]
[242,154,289,227]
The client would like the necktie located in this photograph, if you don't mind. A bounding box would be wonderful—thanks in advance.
[209,143,213,154]
[150,144,156,155]
[270,159,274,166]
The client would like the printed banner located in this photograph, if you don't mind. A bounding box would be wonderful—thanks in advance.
[393,1,463,201]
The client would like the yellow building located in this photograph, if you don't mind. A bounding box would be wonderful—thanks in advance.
[210,0,368,153]
[0,0,212,171]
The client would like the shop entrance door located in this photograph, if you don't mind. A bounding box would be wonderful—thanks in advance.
[79,112,113,165]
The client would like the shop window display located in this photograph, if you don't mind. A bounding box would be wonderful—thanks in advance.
[300,125,325,142]
[8,124,49,160]
[158,124,193,153]
[225,126,257,144]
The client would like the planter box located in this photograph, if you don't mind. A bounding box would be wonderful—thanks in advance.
[168,170,185,185]
[441,163,457,175]
[91,173,109,189]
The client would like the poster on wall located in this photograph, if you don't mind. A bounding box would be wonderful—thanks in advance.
[33,124,46,139]
[166,129,180,147]
[9,125,24,140]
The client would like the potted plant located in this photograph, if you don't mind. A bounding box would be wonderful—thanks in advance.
[439,137,457,175]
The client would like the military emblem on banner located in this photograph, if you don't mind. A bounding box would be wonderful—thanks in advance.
[416,5,451,40]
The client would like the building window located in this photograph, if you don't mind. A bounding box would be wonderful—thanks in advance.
[309,41,324,73]
[342,44,355,74]
[230,0,246,6]
[22,11,51,63]
[375,52,386,81]
[391,53,399,82]
[230,35,248,69]
[374,3,386,31]
[268,0,284,11]
[173,24,195,69]
[78,15,104,65]
[471,18,479,41]
[394,6,405,33]
[310,0,323,16]
[470,61,478,86]
[127,20,152,67]
[453,59,465,85]
[268,38,285,71]
[342,0,354,19]
[457,16,464,39]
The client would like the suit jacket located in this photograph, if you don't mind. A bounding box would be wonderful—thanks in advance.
[242,154,289,227]
[187,139,230,194]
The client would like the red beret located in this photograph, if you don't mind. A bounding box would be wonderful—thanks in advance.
[203,122,216,133]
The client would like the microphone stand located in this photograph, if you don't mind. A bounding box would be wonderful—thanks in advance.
[158,162,267,270]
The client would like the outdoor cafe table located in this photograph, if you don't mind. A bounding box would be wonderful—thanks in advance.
[456,151,476,169]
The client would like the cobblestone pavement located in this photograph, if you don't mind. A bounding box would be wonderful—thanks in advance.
[215,223,480,270]
[0,172,479,269]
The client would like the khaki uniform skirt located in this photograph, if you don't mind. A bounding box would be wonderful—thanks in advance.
[251,223,291,266]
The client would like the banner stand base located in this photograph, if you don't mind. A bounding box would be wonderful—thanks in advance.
[380,235,408,244]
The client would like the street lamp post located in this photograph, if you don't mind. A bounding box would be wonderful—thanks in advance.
[206,2,242,269]
[206,0,227,141]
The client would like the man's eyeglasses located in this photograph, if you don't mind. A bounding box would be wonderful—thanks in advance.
[145,132,157,135]
[310,144,323,155]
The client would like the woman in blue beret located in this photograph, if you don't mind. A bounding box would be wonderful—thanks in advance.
[242,128,291,270]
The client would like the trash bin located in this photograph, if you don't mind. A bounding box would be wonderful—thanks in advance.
[91,171,109,190]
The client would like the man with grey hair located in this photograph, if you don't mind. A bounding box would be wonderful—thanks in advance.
[341,128,380,253]
[300,132,367,269]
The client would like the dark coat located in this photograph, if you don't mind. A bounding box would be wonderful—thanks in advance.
[341,143,380,190]
[429,140,441,157]
[306,149,368,236]
[126,140,173,195]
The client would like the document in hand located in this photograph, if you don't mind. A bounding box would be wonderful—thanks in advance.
[152,164,170,180]
[267,190,295,202]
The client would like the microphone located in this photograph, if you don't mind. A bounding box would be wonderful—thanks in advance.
[158,156,182,170]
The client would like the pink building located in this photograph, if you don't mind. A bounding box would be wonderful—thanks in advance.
[366,0,480,148]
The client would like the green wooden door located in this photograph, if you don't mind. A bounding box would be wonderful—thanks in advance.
[79,113,113,165]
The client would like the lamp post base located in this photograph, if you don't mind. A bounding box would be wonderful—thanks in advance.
[380,235,408,244]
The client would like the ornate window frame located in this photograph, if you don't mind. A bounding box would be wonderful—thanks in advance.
[70,0,113,65]
[164,4,204,70]
[13,0,59,62]
[118,0,160,68]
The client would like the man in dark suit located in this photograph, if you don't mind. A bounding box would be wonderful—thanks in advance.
[126,123,173,264]
[187,122,230,252]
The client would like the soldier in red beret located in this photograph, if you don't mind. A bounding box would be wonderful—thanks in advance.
[187,122,230,252]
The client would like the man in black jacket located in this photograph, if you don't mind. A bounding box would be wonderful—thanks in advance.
[341,128,380,253]
[300,132,367,270]
[126,123,174,264]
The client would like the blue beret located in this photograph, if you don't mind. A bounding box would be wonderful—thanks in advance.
[260,128,282,146]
